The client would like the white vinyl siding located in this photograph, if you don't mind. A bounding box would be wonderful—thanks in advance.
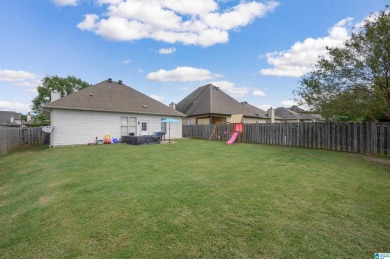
[121,117,137,136]
[51,109,182,146]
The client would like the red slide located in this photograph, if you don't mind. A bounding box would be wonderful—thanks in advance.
[226,132,239,145]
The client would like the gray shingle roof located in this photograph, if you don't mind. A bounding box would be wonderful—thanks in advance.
[274,107,301,120]
[44,80,185,117]
[298,113,325,121]
[176,84,269,118]
[241,103,269,119]
[290,105,305,113]
[0,111,22,126]
[275,107,325,121]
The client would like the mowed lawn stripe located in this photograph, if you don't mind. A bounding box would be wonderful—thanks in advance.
[0,139,389,258]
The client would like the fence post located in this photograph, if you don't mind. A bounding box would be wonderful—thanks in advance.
[379,123,385,155]
[387,123,390,156]
[371,122,377,155]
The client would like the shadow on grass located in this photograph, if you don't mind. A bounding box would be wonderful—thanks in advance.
[5,144,51,156]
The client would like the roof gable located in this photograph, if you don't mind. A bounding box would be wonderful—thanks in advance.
[0,111,22,125]
[274,107,301,120]
[176,84,269,118]
[177,84,212,115]
[274,107,324,121]
[44,80,185,117]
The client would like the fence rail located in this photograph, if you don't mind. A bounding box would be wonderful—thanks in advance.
[0,127,49,156]
[183,122,390,156]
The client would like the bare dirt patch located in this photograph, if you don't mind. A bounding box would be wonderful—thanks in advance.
[363,156,390,166]
[38,195,55,206]
[160,141,177,144]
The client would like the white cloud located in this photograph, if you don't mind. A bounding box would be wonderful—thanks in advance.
[162,0,218,15]
[0,101,30,114]
[159,47,176,55]
[258,104,271,111]
[0,69,36,82]
[96,0,122,4]
[52,0,78,6]
[122,59,131,64]
[259,17,353,77]
[77,0,278,47]
[352,11,390,36]
[211,80,249,97]
[280,100,297,108]
[202,1,279,30]
[252,90,266,97]
[180,86,190,92]
[147,66,214,82]
[77,14,99,30]
[353,11,389,31]
[0,69,41,93]
[149,95,164,102]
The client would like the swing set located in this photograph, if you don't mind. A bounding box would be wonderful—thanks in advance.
[208,114,244,144]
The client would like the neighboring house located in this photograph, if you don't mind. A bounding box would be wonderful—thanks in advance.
[22,113,35,127]
[44,79,185,147]
[23,117,46,127]
[290,105,305,113]
[0,111,22,127]
[274,107,325,122]
[175,83,270,125]
[297,113,325,122]
[23,119,34,127]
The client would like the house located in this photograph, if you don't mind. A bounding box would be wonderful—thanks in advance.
[175,83,270,125]
[22,113,37,127]
[44,79,185,147]
[0,111,22,127]
[290,105,305,113]
[274,107,325,122]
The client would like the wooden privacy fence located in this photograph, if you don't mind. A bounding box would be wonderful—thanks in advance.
[183,122,390,156]
[0,127,49,156]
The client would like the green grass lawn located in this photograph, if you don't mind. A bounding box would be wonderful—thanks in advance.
[0,139,389,258]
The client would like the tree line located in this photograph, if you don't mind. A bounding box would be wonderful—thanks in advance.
[296,8,390,122]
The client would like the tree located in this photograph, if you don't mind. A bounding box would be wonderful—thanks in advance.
[295,9,390,121]
[31,75,90,123]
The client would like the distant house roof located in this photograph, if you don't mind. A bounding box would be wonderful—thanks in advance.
[274,107,301,120]
[23,118,35,126]
[290,105,305,113]
[275,107,325,121]
[0,111,22,126]
[298,113,325,121]
[176,83,269,119]
[241,103,269,119]
[44,80,185,117]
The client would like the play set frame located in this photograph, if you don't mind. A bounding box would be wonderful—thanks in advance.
[208,114,244,144]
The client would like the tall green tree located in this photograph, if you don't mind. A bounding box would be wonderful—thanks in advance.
[296,9,390,121]
[31,75,90,123]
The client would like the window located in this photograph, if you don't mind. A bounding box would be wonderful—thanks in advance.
[120,117,137,136]
[120,117,128,136]
[161,119,167,133]
[141,122,147,131]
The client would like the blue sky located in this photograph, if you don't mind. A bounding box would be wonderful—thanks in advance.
[0,0,387,114]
